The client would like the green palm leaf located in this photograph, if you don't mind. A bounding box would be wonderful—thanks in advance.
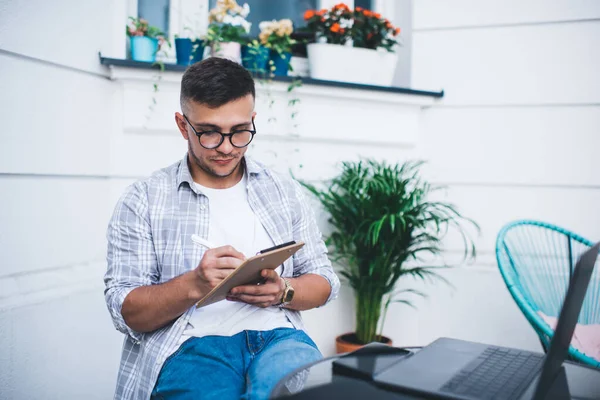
[300,159,478,344]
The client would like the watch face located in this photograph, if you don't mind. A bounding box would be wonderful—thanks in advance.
[284,287,295,303]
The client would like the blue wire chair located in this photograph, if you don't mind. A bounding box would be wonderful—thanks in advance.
[496,220,600,369]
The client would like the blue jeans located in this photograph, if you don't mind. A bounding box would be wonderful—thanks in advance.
[151,328,322,400]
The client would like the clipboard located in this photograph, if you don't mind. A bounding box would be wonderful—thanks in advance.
[195,241,305,308]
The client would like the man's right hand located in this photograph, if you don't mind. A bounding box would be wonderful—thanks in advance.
[193,245,246,295]
[122,245,246,333]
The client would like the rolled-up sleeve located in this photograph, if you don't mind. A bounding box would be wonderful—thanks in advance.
[104,183,158,342]
[290,180,340,305]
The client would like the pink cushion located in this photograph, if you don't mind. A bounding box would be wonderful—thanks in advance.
[537,311,600,362]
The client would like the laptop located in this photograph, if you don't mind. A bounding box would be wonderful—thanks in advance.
[373,242,599,400]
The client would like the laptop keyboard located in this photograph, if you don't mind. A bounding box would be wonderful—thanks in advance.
[440,346,544,400]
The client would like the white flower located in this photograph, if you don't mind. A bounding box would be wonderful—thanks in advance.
[340,18,353,29]
[280,19,293,29]
[241,3,250,17]
[223,14,234,24]
[241,19,252,33]
[259,21,272,31]
[230,15,243,26]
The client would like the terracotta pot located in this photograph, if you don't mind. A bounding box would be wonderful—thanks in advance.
[335,332,393,354]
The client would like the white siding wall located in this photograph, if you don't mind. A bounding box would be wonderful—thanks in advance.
[400,0,600,350]
[0,1,125,399]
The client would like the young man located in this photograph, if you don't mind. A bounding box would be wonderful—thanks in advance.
[104,57,340,400]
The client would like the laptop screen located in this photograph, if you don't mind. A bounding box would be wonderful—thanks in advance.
[533,242,599,399]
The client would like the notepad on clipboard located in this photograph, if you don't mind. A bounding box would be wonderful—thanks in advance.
[195,241,305,308]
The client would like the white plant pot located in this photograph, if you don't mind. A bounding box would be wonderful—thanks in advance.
[211,41,242,64]
[307,43,398,87]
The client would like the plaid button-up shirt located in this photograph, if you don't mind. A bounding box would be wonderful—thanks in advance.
[104,154,340,400]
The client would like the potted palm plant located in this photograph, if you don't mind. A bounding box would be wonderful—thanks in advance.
[301,160,478,353]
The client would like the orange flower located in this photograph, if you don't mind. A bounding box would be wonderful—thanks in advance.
[304,9,315,20]
[355,6,363,12]
[385,20,392,29]
[317,8,327,16]
[334,3,349,11]
[374,12,381,19]
[363,9,372,17]
[330,23,341,33]
[394,27,401,35]
[367,33,374,40]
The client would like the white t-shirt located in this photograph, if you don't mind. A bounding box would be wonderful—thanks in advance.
[179,173,293,344]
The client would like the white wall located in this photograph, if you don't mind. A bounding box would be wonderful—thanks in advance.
[390,0,412,87]
[1,0,599,398]
[395,0,600,352]
[0,0,125,399]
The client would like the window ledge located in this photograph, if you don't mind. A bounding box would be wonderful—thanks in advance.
[99,55,444,105]
[98,53,438,173]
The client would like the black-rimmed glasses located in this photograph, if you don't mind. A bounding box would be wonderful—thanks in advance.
[183,114,256,149]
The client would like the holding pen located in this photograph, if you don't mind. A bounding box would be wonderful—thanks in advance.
[192,235,251,260]
[191,234,216,250]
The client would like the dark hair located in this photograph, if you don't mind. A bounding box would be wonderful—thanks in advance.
[180,57,255,111]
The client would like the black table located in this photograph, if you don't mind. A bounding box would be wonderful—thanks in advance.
[271,347,600,399]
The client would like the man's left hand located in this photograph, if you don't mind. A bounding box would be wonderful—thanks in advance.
[227,269,284,308]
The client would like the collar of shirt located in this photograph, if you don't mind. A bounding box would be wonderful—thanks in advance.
[176,153,265,195]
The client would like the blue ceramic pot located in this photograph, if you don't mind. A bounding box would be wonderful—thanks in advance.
[175,38,193,65]
[130,36,159,63]
[191,40,205,63]
[270,51,292,76]
[175,38,205,65]
[242,45,270,73]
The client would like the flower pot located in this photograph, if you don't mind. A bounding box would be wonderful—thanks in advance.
[335,332,392,354]
[211,41,242,64]
[175,38,205,65]
[130,36,159,63]
[241,45,270,73]
[270,51,292,77]
[307,43,398,87]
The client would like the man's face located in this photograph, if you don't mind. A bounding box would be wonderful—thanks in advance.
[175,95,255,183]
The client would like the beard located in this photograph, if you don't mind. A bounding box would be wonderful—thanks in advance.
[188,141,243,179]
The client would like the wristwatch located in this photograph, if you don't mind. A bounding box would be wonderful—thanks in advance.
[279,278,295,306]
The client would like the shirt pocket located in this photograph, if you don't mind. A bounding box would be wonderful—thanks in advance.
[151,207,183,282]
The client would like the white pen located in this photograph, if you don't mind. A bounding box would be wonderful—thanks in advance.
[191,234,216,249]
